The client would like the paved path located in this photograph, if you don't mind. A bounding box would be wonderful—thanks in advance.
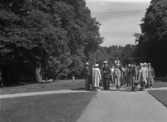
[77,87,167,122]
[1,86,167,122]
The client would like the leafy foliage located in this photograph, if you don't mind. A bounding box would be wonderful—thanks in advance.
[0,0,103,85]
[94,45,136,67]
[134,0,167,76]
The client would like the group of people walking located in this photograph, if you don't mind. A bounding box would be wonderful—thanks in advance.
[83,61,155,92]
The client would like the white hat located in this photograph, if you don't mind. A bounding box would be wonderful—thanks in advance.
[140,63,143,66]
[103,61,108,64]
[95,64,99,67]
[85,62,89,65]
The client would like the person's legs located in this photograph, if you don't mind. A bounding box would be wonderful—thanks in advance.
[150,77,154,89]
[85,76,88,90]
[131,76,135,91]
[140,81,144,91]
[107,79,110,90]
[103,78,107,90]
[88,76,91,90]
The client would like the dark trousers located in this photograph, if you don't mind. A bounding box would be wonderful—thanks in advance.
[103,78,110,90]
[85,75,91,90]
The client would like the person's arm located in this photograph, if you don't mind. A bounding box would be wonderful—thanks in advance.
[135,67,138,79]
[152,68,155,78]
[99,69,102,80]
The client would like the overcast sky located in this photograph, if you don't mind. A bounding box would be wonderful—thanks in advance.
[85,0,151,47]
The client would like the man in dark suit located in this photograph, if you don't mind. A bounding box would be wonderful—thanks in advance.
[83,62,92,90]
[102,61,111,90]
[131,62,138,91]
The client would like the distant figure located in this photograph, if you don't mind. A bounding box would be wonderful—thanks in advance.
[147,63,155,89]
[121,65,126,87]
[114,65,121,90]
[138,63,145,91]
[131,62,138,91]
[129,64,133,86]
[142,63,148,89]
[92,64,102,91]
[102,61,111,90]
[0,71,3,87]
[110,65,115,86]
[83,62,92,90]
[126,64,131,86]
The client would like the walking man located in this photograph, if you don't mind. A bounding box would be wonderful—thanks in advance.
[147,63,155,89]
[131,62,138,91]
[83,62,92,90]
[102,61,111,90]
[114,64,121,90]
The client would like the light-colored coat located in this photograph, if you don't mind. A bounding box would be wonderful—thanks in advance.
[92,68,102,87]
[114,68,121,86]
[142,67,148,84]
[138,68,143,83]
[148,67,155,85]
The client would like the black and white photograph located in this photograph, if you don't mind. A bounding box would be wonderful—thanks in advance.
[0,0,167,122]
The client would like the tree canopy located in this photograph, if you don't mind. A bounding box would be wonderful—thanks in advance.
[0,0,103,85]
[134,0,167,76]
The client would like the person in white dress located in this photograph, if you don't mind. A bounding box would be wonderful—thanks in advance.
[92,64,102,91]
[138,63,145,91]
[142,63,148,88]
[110,65,115,86]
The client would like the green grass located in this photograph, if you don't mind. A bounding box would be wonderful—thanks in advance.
[153,80,167,88]
[0,92,97,122]
[154,77,167,82]
[148,90,167,108]
[0,80,85,95]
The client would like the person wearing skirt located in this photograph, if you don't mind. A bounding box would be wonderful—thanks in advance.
[114,65,121,90]
[92,64,102,91]
[138,63,145,91]
[147,63,155,89]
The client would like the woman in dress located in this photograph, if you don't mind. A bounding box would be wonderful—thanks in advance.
[92,64,102,91]
[147,63,155,89]
[138,63,145,91]
[114,65,121,90]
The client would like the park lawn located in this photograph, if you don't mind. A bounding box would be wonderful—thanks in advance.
[0,92,96,122]
[153,80,167,88]
[148,90,167,108]
[0,80,85,95]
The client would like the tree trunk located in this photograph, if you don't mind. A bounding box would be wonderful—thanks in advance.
[36,64,42,82]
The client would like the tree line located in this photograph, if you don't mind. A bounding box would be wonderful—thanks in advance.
[0,0,103,86]
[93,44,136,67]
[134,0,167,77]
[0,0,166,86]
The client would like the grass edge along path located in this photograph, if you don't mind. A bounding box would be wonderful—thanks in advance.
[148,90,167,108]
[0,92,97,122]
[0,80,85,95]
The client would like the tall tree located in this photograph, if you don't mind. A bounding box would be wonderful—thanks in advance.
[134,0,167,76]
